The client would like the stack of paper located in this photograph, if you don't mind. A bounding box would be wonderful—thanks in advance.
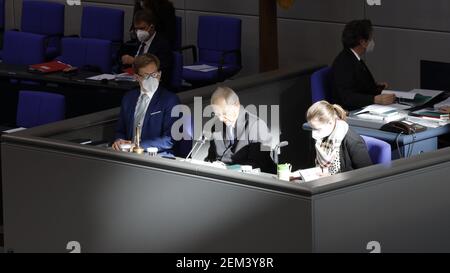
[291,167,323,182]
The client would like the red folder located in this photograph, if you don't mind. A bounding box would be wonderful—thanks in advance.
[28,60,72,73]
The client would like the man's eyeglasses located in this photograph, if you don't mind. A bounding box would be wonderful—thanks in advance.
[138,72,160,80]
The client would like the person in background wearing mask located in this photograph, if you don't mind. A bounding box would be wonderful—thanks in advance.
[331,19,395,111]
[113,54,180,155]
[117,10,173,87]
[204,87,277,174]
[307,101,372,177]
[132,0,177,50]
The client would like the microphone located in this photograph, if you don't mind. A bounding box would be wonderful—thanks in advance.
[185,129,213,160]
[273,141,289,165]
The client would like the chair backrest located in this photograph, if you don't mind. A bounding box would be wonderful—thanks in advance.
[174,16,182,50]
[21,0,64,36]
[311,66,333,104]
[197,16,241,65]
[81,6,124,43]
[2,30,45,65]
[59,37,112,73]
[361,135,392,165]
[17,91,65,128]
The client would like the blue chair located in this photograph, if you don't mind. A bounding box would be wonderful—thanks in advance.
[311,66,333,104]
[21,0,65,60]
[361,135,392,165]
[2,30,45,65]
[182,16,242,87]
[80,6,124,59]
[16,91,65,128]
[58,37,112,73]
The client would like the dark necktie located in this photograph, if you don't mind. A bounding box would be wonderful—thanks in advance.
[137,42,146,56]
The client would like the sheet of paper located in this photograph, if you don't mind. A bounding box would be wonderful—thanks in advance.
[184,64,219,72]
[2,127,27,133]
[382,90,416,100]
[354,104,402,116]
[86,74,116,81]
[291,167,323,182]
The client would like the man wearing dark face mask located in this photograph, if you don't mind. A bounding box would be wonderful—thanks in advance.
[331,19,395,111]
[117,10,172,87]
[113,54,179,155]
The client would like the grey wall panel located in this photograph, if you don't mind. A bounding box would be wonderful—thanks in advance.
[313,162,450,253]
[277,0,364,23]
[278,19,344,70]
[185,11,259,78]
[3,145,312,252]
[172,0,185,10]
[185,0,258,16]
[365,27,450,91]
[366,0,450,32]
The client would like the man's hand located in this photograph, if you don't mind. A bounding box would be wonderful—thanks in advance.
[121,55,135,65]
[112,139,132,151]
[374,93,396,105]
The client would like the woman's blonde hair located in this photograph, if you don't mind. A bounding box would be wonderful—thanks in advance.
[306,100,347,123]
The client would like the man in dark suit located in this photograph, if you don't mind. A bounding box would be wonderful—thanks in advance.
[331,19,396,110]
[204,86,276,174]
[117,10,173,87]
[112,54,180,155]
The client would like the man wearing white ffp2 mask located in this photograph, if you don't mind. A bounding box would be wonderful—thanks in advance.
[118,10,173,87]
[112,54,180,156]
[331,19,394,111]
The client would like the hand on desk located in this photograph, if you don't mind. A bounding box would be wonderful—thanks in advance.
[121,55,135,65]
[112,139,133,151]
[374,93,396,105]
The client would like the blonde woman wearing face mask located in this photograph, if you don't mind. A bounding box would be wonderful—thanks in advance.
[307,101,373,176]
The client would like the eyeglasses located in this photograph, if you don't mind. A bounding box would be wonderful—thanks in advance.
[139,72,160,80]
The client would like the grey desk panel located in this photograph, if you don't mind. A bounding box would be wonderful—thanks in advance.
[313,161,450,253]
[2,144,312,253]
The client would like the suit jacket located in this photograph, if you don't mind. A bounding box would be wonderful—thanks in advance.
[331,48,381,110]
[338,128,373,172]
[205,108,277,174]
[117,32,173,87]
[115,86,180,155]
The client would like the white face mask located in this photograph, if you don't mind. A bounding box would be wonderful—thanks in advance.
[141,77,159,94]
[366,39,375,53]
[136,29,150,42]
[312,124,335,140]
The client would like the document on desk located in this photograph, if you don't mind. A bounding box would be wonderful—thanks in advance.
[184,64,219,72]
[354,104,409,116]
[86,74,116,81]
[291,167,323,182]
[382,90,416,100]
